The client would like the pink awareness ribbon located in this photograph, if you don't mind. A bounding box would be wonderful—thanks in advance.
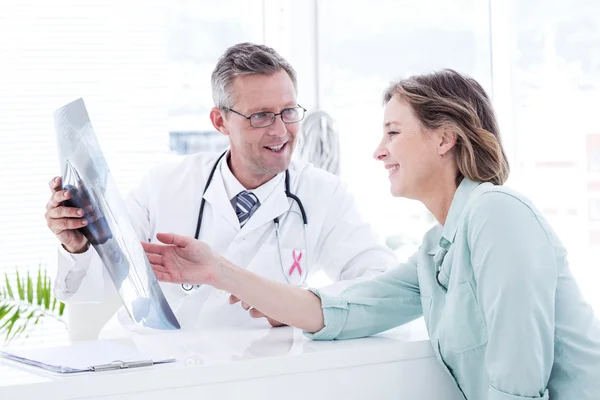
[288,250,303,277]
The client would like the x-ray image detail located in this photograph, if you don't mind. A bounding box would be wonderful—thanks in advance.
[54,98,180,330]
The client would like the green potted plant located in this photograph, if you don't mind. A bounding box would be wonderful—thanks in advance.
[0,267,66,343]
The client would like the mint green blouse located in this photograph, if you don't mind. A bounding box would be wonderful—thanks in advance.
[307,178,600,399]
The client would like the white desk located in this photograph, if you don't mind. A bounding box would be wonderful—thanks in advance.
[0,321,464,400]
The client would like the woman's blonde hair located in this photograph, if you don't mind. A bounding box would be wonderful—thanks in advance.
[383,69,509,185]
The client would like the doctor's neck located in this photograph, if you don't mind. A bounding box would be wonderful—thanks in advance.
[227,154,278,190]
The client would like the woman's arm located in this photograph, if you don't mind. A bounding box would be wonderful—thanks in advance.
[142,232,324,332]
[143,232,423,339]
[215,255,325,332]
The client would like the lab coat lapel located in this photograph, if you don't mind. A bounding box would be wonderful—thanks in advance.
[239,180,289,236]
[202,167,240,231]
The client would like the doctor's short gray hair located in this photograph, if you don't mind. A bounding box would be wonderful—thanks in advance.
[211,43,298,110]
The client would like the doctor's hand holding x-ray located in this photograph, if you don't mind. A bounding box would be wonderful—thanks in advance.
[49,42,397,336]
[144,70,600,400]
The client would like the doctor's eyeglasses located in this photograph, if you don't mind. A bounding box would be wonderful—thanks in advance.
[224,105,306,128]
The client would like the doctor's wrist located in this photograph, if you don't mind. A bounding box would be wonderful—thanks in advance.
[62,241,90,254]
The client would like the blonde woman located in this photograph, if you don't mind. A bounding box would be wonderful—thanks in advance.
[143,70,600,399]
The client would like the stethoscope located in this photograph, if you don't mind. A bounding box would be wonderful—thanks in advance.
[181,150,309,292]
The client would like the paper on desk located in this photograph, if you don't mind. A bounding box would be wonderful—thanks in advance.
[1,339,174,374]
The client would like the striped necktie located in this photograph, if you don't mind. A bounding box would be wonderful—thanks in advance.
[234,191,259,227]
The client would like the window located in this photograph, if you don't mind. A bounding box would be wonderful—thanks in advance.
[0,0,262,346]
[317,0,492,258]
[315,0,599,312]
[2,1,598,348]
[492,0,600,310]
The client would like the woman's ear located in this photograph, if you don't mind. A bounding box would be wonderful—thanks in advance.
[438,127,457,156]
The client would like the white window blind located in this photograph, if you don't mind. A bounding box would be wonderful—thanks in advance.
[0,0,170,346]
[0,0,263,346]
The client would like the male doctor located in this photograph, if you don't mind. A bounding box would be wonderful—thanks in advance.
[46,42,396,334]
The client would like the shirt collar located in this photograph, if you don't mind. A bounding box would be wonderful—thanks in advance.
[439,178,482,249]
[219,152,284,205]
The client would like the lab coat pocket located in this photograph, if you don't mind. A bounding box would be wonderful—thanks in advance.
[439,282,488,354]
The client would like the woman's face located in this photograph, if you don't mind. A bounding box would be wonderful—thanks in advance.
[373,95,445,200]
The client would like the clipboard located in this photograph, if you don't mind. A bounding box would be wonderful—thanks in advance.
[0,339,175,374]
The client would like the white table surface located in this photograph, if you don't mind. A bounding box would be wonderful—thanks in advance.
[0,320,465,400]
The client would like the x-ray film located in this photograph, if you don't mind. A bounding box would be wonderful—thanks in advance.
[54,98,180,330]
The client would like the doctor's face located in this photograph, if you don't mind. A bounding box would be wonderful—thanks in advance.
[220,70,299,184]
[373,95,443,200]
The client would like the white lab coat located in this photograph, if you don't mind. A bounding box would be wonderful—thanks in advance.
[54,152,397,336]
